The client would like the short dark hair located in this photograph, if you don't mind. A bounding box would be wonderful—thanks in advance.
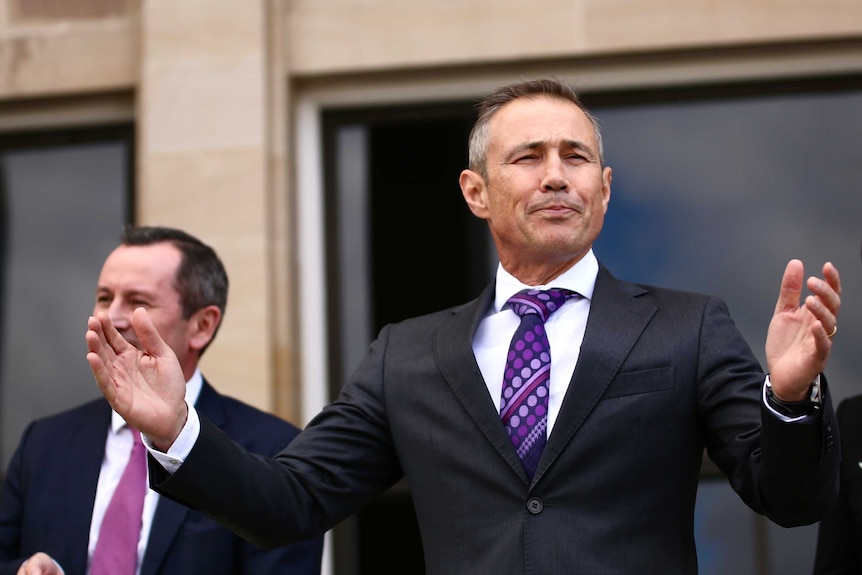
[119,225,228,353]
[468,77,605,178]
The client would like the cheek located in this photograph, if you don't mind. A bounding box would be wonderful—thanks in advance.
[487,184,523,212]
[485,173,532,223]
[148,313,185,340]
[497,169,536,196]
[486,195,521,228]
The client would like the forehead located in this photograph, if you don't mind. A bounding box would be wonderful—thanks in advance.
[98,242,182,290]
[489,95,597,149]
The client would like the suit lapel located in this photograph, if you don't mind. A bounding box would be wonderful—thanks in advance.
[140,381,225,575]
[62,402,114,574]
[435,284,528,480]
[436,267,659,485]
[536,265,656,481]
[139,497,189,575]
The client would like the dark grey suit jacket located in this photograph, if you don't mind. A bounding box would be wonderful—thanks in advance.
[154,265,839,575]
[0,380,323,575]
[814,394,862,573]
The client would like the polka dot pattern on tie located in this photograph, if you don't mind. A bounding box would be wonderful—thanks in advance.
[500,288,577,479]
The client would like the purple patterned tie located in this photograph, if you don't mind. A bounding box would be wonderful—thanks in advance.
[91,427,147,575]
[500,288,576,479]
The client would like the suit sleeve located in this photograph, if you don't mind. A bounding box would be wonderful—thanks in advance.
[0,423,32,575]
[757,388,839,527]
[697,295,840,528]
[233,421,325,575]
[150,327,403,550]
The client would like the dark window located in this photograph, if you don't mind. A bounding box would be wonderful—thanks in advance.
[321,76,862,575]
[0,125,134,472]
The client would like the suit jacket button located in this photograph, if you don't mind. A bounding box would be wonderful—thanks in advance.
[527,498,543,514]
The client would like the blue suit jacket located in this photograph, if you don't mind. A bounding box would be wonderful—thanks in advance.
[0,380,323,575]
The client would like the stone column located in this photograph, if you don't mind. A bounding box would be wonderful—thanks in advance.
[137,0,284,413]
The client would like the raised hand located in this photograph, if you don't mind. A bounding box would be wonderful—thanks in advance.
[765,259,841,401]
[86,307,188,450]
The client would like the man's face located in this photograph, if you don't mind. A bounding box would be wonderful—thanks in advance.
[93,242,198,372]
[462,95,612,280]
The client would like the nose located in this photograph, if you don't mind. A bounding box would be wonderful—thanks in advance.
[541,157,568,192]
[105,300,131,329]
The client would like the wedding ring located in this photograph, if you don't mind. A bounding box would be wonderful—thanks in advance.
[827,324,838,339]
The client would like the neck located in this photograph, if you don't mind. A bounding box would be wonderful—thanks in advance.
[501,256,582,286]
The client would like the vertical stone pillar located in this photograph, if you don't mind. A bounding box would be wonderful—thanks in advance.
[137,0,274,410]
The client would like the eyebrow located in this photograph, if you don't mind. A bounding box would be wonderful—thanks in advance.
[95,286,154,300]
[506,138,595,159]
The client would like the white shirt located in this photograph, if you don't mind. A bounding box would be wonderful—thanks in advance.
[473,251,598,434]
[87,369,203,575]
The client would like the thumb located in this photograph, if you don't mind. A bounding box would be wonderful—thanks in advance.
[131,307,174,358]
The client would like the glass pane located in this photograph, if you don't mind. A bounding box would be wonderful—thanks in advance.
[0,139,130,470]
[592,88,862,574]
[696,479,759,572]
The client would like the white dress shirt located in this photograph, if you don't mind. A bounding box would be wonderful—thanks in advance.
[473,250,598,434]
[87,369,203,575]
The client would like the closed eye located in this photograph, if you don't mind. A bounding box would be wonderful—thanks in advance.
[514,153,539,162]
[564,153,588,164]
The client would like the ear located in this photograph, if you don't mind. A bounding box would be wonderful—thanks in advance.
[601,166,612,214]
[188,305,221,353]
[459,169,490,220]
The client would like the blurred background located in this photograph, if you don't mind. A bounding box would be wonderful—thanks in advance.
[1,1,860,573]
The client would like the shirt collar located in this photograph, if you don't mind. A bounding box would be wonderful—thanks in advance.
[493,249,599,313]
[110,367,204,433]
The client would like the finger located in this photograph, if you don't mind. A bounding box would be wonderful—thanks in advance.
[819,262,843,310]
[823,261,842,294]
[86,316,120,400]
[96,312,133,354]
[774,259,803,313]
[803,294,836,342]
[18,553,59,575]
[806,262,842,320]
[86,314,106,353]
[132,307,175,358]
[86,315,115,370]
[86,348,115,400]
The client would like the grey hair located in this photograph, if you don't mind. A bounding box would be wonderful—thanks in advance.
[467,78,605,179]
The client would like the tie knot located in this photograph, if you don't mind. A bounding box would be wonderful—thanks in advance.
[506,288,576,323]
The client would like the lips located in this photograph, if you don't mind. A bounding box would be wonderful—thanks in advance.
[532,203,580,215]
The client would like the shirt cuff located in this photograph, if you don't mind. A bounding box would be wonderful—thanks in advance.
[141,401,201,474]
[762,374,821,422]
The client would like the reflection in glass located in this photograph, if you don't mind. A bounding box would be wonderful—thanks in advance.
[0,140,129,471]
[593,89,862,575]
